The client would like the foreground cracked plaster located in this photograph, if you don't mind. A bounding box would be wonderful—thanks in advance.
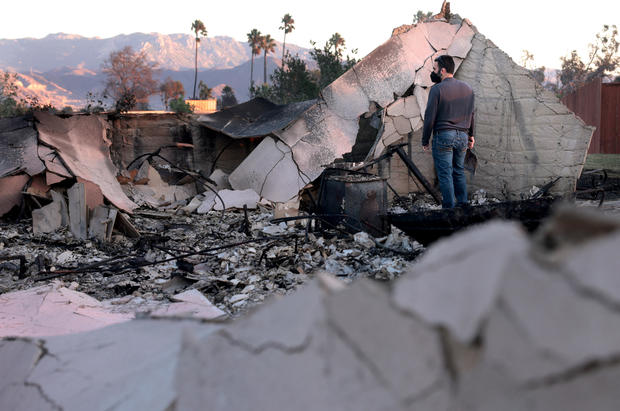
[0,338,59,411]
[175,276,451,411]
[393,221,528,343]
[2,208,619,409]
[0,320,218,411]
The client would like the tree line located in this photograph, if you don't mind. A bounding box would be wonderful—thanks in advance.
[246,14,358,104]
[2,13,616,118]
[519,24,619,96]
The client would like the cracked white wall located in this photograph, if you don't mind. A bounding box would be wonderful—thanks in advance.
[229,17,592,202]
[456,32,594,197]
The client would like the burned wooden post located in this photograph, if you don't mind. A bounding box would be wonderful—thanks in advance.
[393,146,442,205]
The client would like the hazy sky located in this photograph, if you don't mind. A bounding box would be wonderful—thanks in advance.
[1,0,618,69]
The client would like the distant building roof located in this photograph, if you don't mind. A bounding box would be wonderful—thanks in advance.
[197,97,316,139]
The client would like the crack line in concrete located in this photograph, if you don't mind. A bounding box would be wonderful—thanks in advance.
[257,140,288,198]
[217,329,312,355]
[401,376,451,407]
[23,381,64,411]
[494,298,567,375]
[554,268,620,315]
[325,317,394,393]
[523,353,620,390]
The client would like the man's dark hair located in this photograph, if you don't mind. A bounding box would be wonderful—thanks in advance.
[435,55,455,74]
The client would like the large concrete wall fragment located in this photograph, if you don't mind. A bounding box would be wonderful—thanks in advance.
[230,16,590,201]
[230,20,471,202]
[455,33,594,197]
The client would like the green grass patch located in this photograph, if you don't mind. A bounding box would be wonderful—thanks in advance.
[585,154,620,175]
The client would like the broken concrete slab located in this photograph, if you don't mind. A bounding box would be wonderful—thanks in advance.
[229,136,307,202]
[175,278,450,410]
[209,169,231,190]
[0,319,218,411]
[561,231,620,304]
[196,191,217,214]
[180,195,204,214]
[422,21,460,51]
[50,190,69,226]
[454,32,594,197]
[326,279,446,402]
[213,189,260,210]
[414,85,430,121]
[392,115,412,135]
[68,182,87,240]
[0,116,45,178]
[37,145,72,178]
[393,221,528,343]
[77,177,104,211]
[88,205,117,242]
[447,20,476,58]
[320,69,370,121]
[151,289,226,320]
[0,282,132,338]
[402,95,422,119]
[34,112,137,213]
[398,23,439,74]
[0,174,29,216]
[485,251,620,383]
[414,52,447,88]
[0,338,57,411]
[32,201,63,234]
[352,35,417,107]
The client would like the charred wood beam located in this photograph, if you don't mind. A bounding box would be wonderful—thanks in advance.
[33,234,299,281]
[0,255,27,278]
[392,146,442,205]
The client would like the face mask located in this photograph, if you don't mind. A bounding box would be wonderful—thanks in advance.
[430,71,442,84]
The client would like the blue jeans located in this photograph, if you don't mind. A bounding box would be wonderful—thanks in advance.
[432,129,468,208]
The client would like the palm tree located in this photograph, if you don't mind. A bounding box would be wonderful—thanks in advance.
[279,13,295,69]
[198,80,213,99]
[261,34,277,84]
[247,29,262,88]
[329,32,345,57]
[191,19,207,99]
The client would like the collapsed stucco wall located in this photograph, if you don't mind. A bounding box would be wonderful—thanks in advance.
[229,17,593,202]
[455,32,593,196]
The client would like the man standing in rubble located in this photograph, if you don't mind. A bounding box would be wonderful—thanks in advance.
[422,55,475,208]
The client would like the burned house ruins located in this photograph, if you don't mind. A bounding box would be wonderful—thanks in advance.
[2,5,619,410]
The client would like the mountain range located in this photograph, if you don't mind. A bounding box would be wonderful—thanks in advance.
[0,33,314,108]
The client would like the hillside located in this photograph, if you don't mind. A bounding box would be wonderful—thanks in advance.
[0,32,311,72]
[0,32,313,109]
